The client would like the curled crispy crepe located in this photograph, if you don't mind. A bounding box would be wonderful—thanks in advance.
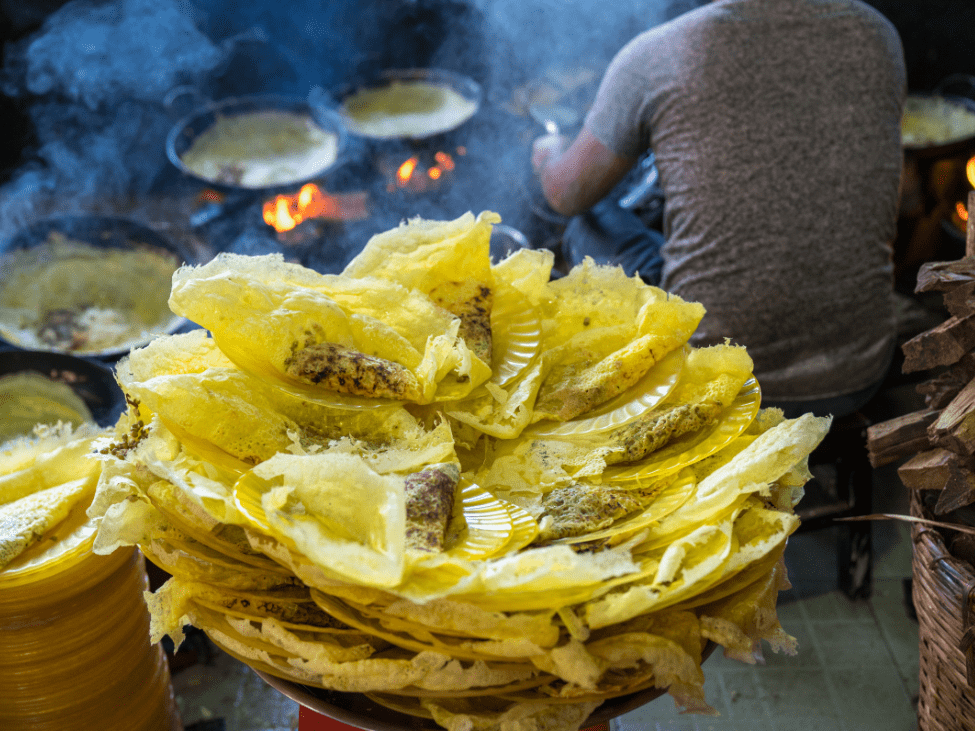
[474,344,754,497]
[117,330,422,467]
[602,344,754,468]
[0,423,103,504]
[250,452,407,588]
[534,483,643,543]
[168,253,478,404]
[343,211,499,368]
[532,259,705,422]
[0,475,96,569]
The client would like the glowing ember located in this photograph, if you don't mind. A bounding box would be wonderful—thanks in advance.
[959,200,970,223]
[397,157,419,187]
[263,184,369,232]
[386,148,464,193]
[434,151,455,171]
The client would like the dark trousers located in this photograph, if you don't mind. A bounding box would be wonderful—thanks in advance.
[562,198,665,284]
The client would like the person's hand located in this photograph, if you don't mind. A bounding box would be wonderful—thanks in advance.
[531,133,569,176]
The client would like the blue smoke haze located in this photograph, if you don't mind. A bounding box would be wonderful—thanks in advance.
[0,0,693,241]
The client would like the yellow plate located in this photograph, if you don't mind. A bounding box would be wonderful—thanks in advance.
[235,473,514,561]
[527,346,686,437]
[603,377,761,484]
[442,480,514,560]
[490,287,541,387]
[495,500,539,555]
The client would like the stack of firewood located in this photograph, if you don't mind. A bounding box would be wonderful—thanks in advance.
[867,191,975,541]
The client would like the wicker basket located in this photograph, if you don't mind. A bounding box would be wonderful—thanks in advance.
[912,490,975,730]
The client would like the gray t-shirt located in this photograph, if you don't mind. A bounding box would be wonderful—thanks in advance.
[586,0,906,401]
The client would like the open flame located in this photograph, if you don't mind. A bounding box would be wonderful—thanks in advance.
[388,147,466,193]
[955,154,975,225]
[263,184,368,233]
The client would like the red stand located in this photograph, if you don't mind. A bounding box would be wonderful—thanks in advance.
[298,706,364,730]
[298,707,608,731]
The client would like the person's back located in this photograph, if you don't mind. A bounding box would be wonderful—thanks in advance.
[585,0,905,407]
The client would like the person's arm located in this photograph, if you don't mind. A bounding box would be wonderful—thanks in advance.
[532,127,637,217]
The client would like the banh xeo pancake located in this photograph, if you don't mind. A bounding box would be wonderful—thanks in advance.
[83,210,831,731]
[343,211,497,380]
[0,233,181,355]
[179,109,340,188]
[168,252,486,405]
[339,79,479,140]
[0,423,106,570]
[0,371,94,443]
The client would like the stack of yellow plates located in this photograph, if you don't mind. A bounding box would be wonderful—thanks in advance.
[0,525,182,731]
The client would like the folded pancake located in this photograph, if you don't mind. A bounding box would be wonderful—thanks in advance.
[168,253,468,404]
[116,330,422,470]
[427,281,493,365]
[343,211,498,371]
[532,260,705,422]
[0,475,95,569]
[534,483,643,544]
[283,341,422,400]
[601,344,755,469]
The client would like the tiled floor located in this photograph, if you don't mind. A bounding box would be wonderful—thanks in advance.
[614,523,918,731]
[170,386,923,731]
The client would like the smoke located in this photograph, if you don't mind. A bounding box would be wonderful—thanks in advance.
[15,0,223,108]
[471,0,672,72]
[0,0,696,245]
[0,0,229,238]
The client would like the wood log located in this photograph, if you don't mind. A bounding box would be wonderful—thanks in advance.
[898,448,972,491]
[929,378,975,455]
[944,280,975,319]
[866,409,940,467]
[901,312,975,373]
[915,256,975,293]
[935,462,975,514]
[916,354,975,409]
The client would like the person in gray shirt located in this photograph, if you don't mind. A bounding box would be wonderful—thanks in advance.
[532,0,906,418]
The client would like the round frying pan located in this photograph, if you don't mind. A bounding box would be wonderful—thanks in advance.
[166,93,349,194]
[0,215,194,360]
[903,75,975,159]
[0,348,125,428]
[333,68,483,144]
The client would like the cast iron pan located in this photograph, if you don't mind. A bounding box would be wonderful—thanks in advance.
[166,92,350,194]
[0,214,194,360]
[0,348,125,428]
[332,67,483,145]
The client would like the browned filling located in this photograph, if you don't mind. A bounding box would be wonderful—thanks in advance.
[428,280,494,365]
[605,401,724,465]
[404,462,460,552]
[284,342,421,400]
[534,483,643,543]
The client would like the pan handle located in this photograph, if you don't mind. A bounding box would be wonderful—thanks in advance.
[934,74,975,101]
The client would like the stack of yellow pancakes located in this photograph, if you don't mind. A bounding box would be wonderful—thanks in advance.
[0,424,181,731]
[84,211,829,731]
